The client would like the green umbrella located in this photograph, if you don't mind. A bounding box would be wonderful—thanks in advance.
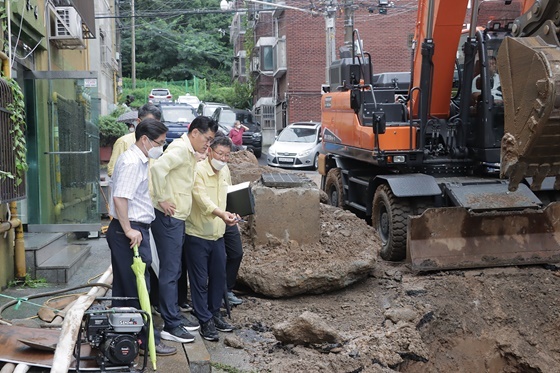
[131,245,157,370]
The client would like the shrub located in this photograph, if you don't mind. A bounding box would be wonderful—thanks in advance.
[98,106,130,147]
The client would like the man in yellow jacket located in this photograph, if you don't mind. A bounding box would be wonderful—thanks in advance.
[185,135,238,341]
[150,116,219,343]
[107,103,162,177]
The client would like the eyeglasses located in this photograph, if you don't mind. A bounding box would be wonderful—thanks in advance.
[198,131,214,144]
[212,149,231,160]
[150,138,167,147]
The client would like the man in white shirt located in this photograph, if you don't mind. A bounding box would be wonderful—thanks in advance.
[106,118,176,356]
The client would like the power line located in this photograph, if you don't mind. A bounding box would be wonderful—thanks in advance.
[95,8,247,19]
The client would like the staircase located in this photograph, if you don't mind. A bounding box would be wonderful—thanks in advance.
[24,232,91,283]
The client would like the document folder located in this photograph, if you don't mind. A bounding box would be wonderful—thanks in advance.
[227,181,255,216]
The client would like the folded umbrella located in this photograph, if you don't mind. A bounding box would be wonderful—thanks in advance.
[131,245,157,370]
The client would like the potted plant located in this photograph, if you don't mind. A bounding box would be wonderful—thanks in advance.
[98,107,129,161]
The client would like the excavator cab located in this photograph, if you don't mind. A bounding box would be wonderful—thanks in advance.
[463,27,509,166]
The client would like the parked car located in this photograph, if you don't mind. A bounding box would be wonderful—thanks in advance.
[158,103,198,145]
[176,94,200,107]
[197,101,230,117]
[267,122,322,169]
[149,88,172,104]
[212,108,262,158]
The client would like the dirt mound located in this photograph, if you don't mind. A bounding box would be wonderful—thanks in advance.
[224,156,560,372]
[238,204,378,297]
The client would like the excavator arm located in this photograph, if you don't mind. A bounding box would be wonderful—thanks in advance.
[498,0,560,191]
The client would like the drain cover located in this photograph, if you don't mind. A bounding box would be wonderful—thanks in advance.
[261,173,310,188]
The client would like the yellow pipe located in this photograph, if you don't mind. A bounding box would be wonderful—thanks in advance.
[0,217,21,234]
[11,203,26,278]
[2,48,27,279]
[54,193,96,216]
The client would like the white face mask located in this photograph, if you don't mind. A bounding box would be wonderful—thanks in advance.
[148,145,164,159]
[129,126,135,133]
[210,157,226,171]
[143,139,164,159]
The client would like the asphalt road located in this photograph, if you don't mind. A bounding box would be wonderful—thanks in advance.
[257,147,322,186]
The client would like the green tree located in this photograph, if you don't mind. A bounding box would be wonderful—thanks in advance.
[120,0,232,85]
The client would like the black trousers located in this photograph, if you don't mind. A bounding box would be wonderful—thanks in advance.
[151,209,185,330]
[106,219,161,346]
[185,235,226,323]
[224,224,243,292]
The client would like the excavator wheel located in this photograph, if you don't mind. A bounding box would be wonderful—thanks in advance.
[372,184,412,261]
[325,168,346,208]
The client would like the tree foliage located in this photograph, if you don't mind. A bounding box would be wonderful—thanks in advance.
[120,0,232,85]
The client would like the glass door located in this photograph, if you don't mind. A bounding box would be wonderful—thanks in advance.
[24,71,101,232]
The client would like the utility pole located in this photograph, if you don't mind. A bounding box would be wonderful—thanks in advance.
[131,0,136,89]
[325,0,337,85]
[343,0,355,51]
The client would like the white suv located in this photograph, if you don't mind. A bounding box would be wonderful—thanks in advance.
[148,88,172,104]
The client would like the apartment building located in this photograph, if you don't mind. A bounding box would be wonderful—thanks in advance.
[229,0,418,146]
[0,0,119,286]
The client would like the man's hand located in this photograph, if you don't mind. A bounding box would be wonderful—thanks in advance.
[159,201,176,216]
[126,228,143,248]
[221,211,238,226]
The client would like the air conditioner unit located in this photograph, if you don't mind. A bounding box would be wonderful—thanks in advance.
[250,56,260,74]
[111,58,119,71]
[52,7,83,40]
[102,45,112,66]
[232,57,240,78]
[273,38,287,78]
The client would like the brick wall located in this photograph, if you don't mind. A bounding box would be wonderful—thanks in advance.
[277,1,418,123]
[235,0,525,127]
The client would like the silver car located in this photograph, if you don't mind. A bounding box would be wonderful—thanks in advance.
[267,122,322,169]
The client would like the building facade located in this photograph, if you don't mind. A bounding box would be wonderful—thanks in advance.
[0,0,119,287]
[230,0,418,146]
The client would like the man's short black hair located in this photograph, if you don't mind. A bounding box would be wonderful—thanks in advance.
[189,116,219,135]
[135,118,168,141]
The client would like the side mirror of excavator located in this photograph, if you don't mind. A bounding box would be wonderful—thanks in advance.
[373,112,386,134]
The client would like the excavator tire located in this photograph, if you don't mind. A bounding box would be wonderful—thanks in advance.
[325,168,346,208]
[373,184,412,261]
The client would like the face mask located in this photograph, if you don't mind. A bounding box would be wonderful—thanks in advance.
[148,145,164,159]
[129,126,135,133]
[210,157,226,171]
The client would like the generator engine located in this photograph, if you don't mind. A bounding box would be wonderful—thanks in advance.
[84,305,144,368]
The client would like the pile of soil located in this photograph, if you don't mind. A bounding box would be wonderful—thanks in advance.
[225,153,560,373]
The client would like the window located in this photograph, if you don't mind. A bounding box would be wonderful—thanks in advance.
[262,105,275,129]
[262,46,274,72]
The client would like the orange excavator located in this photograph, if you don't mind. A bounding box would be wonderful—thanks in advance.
[319,0,560,271]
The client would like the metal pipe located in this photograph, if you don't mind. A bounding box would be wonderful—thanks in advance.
[51,266,113,373]
[53,193,95,217]
[11,202,26,278]
[0,218,21,234]
[1,46,27,280]
[469,0,480,38]
[6,0,12,71]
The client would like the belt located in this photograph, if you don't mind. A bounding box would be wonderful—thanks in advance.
[130,221,151,229]
[113,219,151,230]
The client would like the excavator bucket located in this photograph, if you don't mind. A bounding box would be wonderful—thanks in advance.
[407,202,560,271]
[498,35,560,192]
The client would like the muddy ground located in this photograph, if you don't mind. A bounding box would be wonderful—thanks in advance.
[224,152,560,373]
